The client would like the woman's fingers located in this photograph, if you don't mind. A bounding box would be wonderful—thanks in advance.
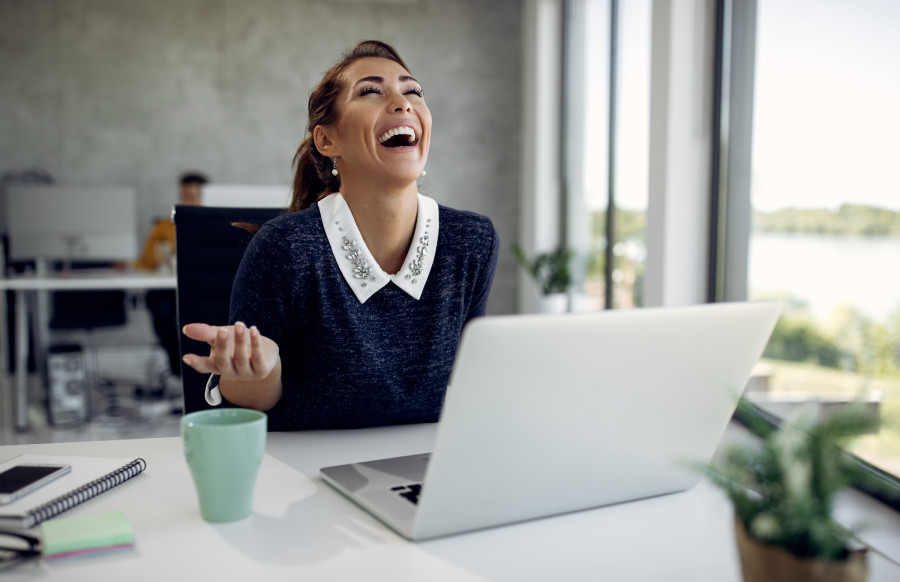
[249,325,271,374]
[232,322,253,376]
[181,354,219,375]
[181,321,275,381]
[182,323,224,373]
[182,323,218,344]
[212,326,235,375]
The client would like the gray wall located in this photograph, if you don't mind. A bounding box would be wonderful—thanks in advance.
[0,0,521,314]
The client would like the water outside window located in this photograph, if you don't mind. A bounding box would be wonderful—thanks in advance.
[747,0,900,477]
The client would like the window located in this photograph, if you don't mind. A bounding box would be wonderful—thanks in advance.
[744,0,900,482]
[564,0,651,311]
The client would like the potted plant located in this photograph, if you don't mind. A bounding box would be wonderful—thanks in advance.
[511,244,573,313]
[705,400,878,582]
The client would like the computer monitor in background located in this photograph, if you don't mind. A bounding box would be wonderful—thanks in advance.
[201,184,289,209]
[5,185,138,266]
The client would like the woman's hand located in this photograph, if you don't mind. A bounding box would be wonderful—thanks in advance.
[182,321,283,410]
[182,321,280,381]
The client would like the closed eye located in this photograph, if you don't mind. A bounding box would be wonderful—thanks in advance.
[359,85,382,97]
[405,86,424,98]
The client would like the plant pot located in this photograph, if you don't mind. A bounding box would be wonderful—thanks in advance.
[734,516,868,582]
[538,293,568,314]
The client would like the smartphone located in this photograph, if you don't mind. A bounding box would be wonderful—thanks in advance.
[0,464,72,505]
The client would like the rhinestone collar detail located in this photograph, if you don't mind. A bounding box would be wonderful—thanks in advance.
[319,192,439,304]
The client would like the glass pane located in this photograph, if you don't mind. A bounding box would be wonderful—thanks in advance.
[567,0,610,312]
[567,0,650,311]
[748,0,900,478]
[611,0,650,309]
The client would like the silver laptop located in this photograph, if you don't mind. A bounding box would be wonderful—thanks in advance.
[320,301,779,540]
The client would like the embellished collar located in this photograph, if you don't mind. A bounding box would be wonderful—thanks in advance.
[319,192,439,304]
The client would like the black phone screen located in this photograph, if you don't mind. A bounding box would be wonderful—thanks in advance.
[0,466,65,494]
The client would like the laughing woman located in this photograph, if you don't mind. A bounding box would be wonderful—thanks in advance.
[181,41,499,430]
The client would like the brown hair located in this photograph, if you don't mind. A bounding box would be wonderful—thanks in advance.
[289,40,411,212]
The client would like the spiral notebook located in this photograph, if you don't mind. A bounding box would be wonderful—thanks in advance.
[0,455,146,529]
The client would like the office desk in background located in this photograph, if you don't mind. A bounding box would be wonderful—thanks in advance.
[1,423,899,581]
[0,270,177,432]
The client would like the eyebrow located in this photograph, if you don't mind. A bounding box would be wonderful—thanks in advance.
[352,75,419,87]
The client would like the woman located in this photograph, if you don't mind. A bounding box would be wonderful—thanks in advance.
[181,41,500,430]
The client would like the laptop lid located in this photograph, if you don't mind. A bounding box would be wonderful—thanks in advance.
[322,302,780,540]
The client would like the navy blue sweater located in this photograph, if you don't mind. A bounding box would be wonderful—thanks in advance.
[228,202,500,430]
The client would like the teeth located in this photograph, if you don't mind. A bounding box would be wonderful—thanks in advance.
[378,126,416,144]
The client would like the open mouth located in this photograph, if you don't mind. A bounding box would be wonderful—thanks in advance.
[378,126,418,148]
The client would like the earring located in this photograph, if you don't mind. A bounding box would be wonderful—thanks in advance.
[421,169,427,177]
[331,158,339,177]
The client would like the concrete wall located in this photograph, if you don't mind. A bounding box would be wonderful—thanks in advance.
[0,0,521,314]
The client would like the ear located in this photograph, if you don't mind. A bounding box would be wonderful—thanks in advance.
[313,126,339,158]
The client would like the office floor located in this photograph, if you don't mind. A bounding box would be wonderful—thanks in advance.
[1,296,184,445]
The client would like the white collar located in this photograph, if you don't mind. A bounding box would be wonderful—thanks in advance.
[319,192,439,304]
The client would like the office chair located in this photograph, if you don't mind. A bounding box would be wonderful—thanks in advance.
[174,205,284,414]
[50,290,128,329]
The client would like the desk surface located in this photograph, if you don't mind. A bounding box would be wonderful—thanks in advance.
[0,270,176,291]
[1,424,899,581]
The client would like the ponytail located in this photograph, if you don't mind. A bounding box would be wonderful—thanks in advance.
[290,135,338,212]
[234,139,332,234]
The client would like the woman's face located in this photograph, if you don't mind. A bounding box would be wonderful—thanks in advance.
[318,56,431,192]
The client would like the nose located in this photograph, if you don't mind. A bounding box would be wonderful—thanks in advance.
[389,92,412,113]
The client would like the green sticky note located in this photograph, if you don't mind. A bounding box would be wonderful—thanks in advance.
[40,510,134,558]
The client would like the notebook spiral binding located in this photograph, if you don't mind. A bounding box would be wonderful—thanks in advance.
[22,458,147,529]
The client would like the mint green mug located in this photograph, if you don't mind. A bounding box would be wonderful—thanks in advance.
[181,408,267,522]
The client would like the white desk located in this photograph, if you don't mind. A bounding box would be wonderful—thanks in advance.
[1,424,899,581]
[0,271,177,432]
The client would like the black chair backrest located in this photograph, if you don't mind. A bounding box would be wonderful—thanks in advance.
[174,205,284,414]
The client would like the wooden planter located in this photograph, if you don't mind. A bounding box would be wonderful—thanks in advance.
[734,517,868,582]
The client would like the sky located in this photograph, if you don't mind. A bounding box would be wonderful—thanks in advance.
[580,0,900,213]
[751,0,900,212]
